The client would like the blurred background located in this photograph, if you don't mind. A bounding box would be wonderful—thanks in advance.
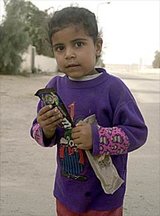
[0,1,160,216]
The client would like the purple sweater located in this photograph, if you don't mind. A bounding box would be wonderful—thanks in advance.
[31,68,148,213]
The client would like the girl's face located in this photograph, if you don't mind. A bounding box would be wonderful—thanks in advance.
[51,25,102,79]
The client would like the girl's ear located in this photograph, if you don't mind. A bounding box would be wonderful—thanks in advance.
[95,37,103,57]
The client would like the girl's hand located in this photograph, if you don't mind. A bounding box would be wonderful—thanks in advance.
[71,121,92,150]
[37,105,63,139]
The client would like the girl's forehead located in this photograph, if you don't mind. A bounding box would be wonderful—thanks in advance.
[51,25,89,43]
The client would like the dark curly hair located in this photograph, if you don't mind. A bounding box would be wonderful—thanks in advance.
[48,6,99,44]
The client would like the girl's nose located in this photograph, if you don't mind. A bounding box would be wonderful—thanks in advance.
[65,47,76,59]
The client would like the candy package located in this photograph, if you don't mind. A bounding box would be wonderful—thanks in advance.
[35,88,74,129]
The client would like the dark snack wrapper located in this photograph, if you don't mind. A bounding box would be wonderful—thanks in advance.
[35,88,74,128]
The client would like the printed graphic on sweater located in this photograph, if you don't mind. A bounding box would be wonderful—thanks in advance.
[59,129,85,177]
[59,103,86,180]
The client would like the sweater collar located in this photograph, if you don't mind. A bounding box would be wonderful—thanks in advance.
[64,68,109,89]
[68,72,102,81]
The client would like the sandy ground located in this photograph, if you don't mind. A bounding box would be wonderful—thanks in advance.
[0,72,159,216]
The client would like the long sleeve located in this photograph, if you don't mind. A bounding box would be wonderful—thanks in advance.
[92,99,148,156]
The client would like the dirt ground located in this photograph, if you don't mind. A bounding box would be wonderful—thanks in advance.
[0,73,159,216]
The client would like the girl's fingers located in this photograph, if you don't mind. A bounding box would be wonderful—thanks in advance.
[41,114,62,127]
[76,144,84,150]
[72,137,81,145]
[44,119,60,130]
[72,126,82,134]
[38,106,62,122]
[71,131,80,139]
[38,105,52,116]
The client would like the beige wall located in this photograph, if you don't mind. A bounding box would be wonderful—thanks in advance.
[21,45,57,73]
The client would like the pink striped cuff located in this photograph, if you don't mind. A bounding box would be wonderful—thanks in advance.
[32,123,44,146]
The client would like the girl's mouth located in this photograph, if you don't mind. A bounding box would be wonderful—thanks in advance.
[66,64,80,68]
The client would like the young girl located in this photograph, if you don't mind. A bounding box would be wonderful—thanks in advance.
[30,6,148,216]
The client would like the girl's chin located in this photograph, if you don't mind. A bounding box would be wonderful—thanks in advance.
[65,70,84,78]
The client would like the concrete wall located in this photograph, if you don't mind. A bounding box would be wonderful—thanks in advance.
[35,55,57,73]
[21,45,57,73]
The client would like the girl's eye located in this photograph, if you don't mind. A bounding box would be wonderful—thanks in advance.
[54,45,65,52]
[75,41,84,48]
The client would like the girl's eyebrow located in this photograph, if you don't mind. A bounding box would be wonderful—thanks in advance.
[52,43,63,48]
[53,38,88,47]
[71,38,88,43]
